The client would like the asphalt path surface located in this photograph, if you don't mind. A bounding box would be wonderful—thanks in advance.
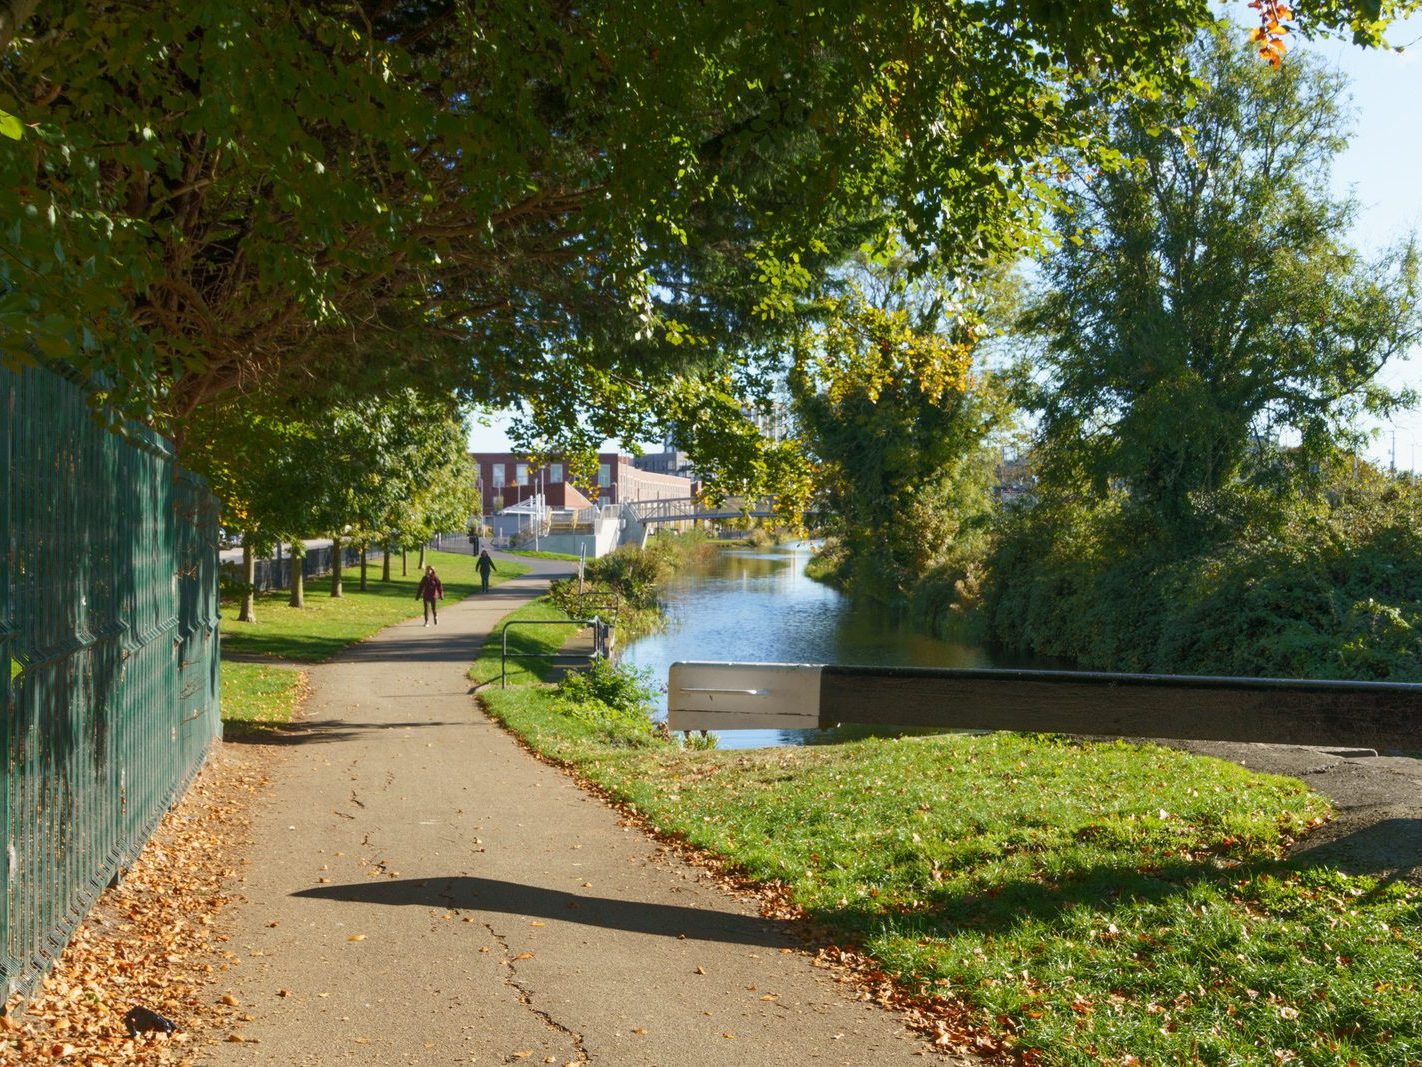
[199,556,954,1066]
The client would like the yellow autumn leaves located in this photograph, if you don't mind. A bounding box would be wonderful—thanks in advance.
[794,294,979,411]
[1248,0,1293,68]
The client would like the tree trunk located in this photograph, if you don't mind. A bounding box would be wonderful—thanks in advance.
[382,542,391,582]
[288,541,306,608]
[238,541,257,623]
[359,541,369,591]
[330,534,344,598]
[418,544,427,569]
[401,548,408,576]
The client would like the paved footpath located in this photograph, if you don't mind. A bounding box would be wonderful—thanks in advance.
[200,558,961,1066]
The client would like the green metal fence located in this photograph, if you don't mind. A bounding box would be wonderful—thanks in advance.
[1,363,221,1002]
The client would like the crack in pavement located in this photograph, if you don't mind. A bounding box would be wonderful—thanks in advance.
[480,917,590,1065]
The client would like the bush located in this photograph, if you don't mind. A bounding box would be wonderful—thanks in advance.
[552,659,660,746]
[982,473,1422,681]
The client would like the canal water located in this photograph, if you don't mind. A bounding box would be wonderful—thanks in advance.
[621,542,1014,749]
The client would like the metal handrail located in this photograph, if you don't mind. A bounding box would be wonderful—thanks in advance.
[499,616,610,688]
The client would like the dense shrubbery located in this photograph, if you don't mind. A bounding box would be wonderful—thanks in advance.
[549,532,718,638]
[552,659,660,747]
[982,472,1422,681]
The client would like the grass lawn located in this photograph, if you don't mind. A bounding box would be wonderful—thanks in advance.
[220,660,307,736]
[469,598,584,689]
[478,604,1422,1064]
[508,549,582,562]
[221,549,529,662]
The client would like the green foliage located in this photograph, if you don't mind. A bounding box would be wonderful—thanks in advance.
[581,545,669,610]
[985,470,1422,680]
[976,27,1422,681]
[553,659,659,748]
[183,388,476,554]
[1021,26,1421,547]
[791,286,1011,603]
[6,1,1411,473]
[548,537,713,634]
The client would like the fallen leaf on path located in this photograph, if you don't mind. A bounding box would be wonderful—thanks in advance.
[514,952,535,961]
[347,935,366,942]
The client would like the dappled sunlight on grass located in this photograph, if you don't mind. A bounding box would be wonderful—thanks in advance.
[221,550,529,662]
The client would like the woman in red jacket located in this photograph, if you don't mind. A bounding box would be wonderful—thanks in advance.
[415,565,444,626]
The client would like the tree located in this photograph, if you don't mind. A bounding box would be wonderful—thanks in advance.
[1022,27,1422,545]
[3,1,1413,463]
[183,402,317,622]
[790,283,1011,601]
[183,387,477,609]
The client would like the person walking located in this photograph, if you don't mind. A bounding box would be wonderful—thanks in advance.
[415,565,444,626]
[476,549,497,594]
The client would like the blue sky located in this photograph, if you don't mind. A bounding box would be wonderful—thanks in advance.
[473,15,1422,468]
[1309,15,1422,469]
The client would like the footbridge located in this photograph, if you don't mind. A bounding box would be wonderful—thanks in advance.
[624,496,778,524]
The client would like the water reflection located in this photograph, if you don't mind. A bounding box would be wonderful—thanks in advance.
[622,542,1007,749]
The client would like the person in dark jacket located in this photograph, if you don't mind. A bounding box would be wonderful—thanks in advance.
[476,550,497,593]
[416,565,444,625]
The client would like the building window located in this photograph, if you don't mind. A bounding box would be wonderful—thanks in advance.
[491,464,506,488]
[516,463,529,486]
[598,463,611,487]
[549,463,563,483]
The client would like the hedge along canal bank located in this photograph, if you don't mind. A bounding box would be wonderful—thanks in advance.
[198,554,961,1065]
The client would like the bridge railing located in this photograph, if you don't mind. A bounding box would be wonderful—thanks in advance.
[623,496,782,523]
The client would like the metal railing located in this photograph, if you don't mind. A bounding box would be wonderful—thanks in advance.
[667,662,1422,750]
[1,364,221,1001]
[623,496,780,523]
[499,617,610,688]
[219,542,370,593]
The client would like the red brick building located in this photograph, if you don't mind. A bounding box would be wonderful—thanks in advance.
[471,452,695,515]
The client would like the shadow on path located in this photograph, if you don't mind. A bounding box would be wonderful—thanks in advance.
[223,717,494,746]
[293,876,798,949]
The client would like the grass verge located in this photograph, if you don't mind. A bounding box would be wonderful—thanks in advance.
[221,549,529,662]
[220,660,307,737]
[477,603,1422,1064]
[469,598,583,689]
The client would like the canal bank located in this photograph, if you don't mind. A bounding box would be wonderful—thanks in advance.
[475,537,1422,1064]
